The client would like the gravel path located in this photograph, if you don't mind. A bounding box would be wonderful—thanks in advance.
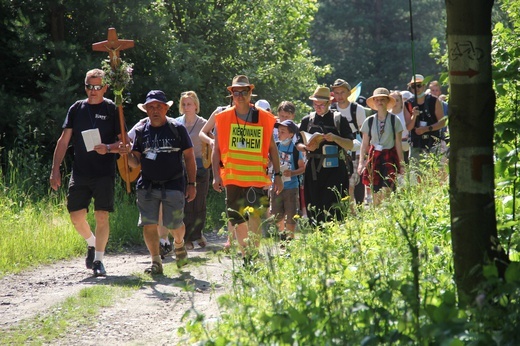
[0,231,234,345]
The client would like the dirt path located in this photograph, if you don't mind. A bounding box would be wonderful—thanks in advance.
[0,231,234,345]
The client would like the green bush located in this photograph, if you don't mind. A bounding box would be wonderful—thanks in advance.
[182,164,520,345]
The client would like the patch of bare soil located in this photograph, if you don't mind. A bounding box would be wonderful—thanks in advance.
[0,231,235,345]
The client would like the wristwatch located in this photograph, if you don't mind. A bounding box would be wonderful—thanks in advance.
[273,171,282,177]
[428,125,433,132]
[187,182,197,187]
[106,144,111,153]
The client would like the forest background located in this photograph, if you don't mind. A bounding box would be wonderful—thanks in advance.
[0,0,449,185]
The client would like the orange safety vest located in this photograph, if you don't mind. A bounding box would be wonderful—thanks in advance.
[215,106,275,188]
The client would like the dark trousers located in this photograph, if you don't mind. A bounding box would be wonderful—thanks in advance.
[183,168,210,242]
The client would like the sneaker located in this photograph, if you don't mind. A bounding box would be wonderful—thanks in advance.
[160,242,172,259]
[92,260,106,277]
[86,246,95,269]
[144,261,163,275]
[174,243,188,268]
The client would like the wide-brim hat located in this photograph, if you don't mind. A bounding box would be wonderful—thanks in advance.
[407,74,425,86]
[137,90,173,113]
[275,119,299,134]
[227,75,255,92]
[330,79,351,92]
[309,86,333,102]
[366,87,396,111]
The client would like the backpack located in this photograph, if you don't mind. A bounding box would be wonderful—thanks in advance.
[331,102,369,133]
[367,113,397,144]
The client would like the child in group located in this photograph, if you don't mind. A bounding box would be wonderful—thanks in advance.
[270,120,305,241]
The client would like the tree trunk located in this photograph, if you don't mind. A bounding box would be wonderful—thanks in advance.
[446,0,508,307]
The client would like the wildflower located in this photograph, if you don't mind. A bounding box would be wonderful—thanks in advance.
[244,206,255,214]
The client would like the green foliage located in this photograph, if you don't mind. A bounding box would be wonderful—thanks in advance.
[309,0,447,96]
[0,0,325,196]
[492,0,520,260]
[184,165,520,344]
[0,165,141,276]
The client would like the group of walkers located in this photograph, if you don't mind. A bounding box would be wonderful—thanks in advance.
[50,69,447,275]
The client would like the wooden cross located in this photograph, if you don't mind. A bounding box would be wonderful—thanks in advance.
[92,28,134,68]
[92,28,135,193]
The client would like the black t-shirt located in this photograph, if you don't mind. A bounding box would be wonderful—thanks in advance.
[63,98,120,177]
[132,119,193,191]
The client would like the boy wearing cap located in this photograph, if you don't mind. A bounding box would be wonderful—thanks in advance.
[270,120,305,241]
[50,68,125,277]
[126,90,197,274]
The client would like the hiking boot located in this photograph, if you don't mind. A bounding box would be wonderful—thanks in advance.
[144,261,163,275]
[86,246,95,269]
[92,260,106,277]
[160,242,172,259]
[174,243,188,268]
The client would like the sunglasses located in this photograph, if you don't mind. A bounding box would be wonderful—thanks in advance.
[313,102,328,108]
[232,90,250,97]
[85,84,104,91]
[410,83,423,89]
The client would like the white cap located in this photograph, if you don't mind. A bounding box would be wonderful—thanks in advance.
[400,90,413,101]
[255,99,271,111]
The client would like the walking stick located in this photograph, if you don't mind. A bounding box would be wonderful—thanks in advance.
[92,28,135,193]
[408,0,418,100]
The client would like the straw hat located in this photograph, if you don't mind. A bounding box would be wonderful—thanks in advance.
[137,90,173,113]
[366,87,396,111]
[227,75,255,92]
[407,74,425,86]
[308,86,333,102]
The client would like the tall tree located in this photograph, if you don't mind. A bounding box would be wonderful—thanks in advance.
[310,0,446,95]
[446,0,509,306]
[0,0,326,179]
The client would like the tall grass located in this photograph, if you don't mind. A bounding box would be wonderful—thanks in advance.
[0,140,143,279]
[0,190,85,276]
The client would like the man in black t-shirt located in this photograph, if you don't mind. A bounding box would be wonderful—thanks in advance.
[126,90,196,274]
[50,68,124,277]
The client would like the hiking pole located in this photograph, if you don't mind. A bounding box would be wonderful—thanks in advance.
[408,0,418,100]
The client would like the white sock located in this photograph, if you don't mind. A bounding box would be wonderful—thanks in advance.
[94,251,104,262]
[86,235,96,247]
[160,238,170,245]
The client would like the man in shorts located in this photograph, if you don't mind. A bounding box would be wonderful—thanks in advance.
[126,90,196,274]
[212,75,283,264]
[50,68,124,277]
